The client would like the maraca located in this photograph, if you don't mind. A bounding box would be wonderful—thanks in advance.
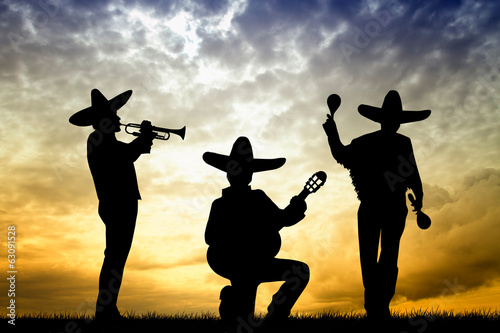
[408,193,431,230]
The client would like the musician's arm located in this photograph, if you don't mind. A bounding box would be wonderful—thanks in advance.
[124,121,155,161]
[126,136,153,160]
[253,190,305,230]
[205,200,223,246]
[323,114,349,165]
[281,196,307,228]
[407,141,423,211]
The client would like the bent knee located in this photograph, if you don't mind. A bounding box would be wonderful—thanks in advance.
[289,262,310,282]
[300,262,310,279]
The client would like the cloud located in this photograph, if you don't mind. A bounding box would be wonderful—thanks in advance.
[1,0,500,315]
[278,169,500,312]
[397,168,500,300]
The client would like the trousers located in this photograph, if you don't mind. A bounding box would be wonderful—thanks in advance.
[212,256,310,324]
[95,199,138,315]
[357,199,407,317]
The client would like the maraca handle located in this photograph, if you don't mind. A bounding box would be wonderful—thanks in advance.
[408,193,420,212]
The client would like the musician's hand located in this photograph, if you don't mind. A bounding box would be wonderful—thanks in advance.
[140,120,153,133]
[408,193,423,212]
[322,114,335,136]
[290,196,307,213]
[412,199,423,212]
[139,120,156,142]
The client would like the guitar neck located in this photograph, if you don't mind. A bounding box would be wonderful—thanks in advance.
[297,188,310,201]
[298,171,327,201]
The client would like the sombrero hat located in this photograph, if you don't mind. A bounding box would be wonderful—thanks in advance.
[69,88,132,126]
[203,137,285,174]
[358,90,431,124]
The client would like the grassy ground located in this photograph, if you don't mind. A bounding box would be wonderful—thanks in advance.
[7,309,499,333]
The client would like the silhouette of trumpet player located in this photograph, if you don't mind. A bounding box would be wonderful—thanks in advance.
[322,91,430,319]
[203,137,309,329]
[70,89,155,322]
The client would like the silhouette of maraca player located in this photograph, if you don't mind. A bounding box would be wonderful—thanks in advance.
[203,137,310,329]
[69,89,155,322]
[322,91,431,319]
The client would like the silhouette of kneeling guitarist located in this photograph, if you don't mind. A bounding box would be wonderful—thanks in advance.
[204,137,309,328]
[69,89,155,322]
[323,91,431,319]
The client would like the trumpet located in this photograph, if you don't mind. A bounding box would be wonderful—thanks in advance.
[121,122,186,140]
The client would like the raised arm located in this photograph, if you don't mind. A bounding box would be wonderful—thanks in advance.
[322,94,349,165]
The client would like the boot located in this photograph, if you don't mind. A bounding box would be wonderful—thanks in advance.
[363,263,382,319]
[380,267,399,318]
[219,285,236,322]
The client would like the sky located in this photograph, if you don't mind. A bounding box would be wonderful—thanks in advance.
[1,0,500,318]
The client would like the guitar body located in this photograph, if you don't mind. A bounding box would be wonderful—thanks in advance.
[206,172,327,281]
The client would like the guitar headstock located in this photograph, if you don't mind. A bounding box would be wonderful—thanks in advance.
[305,171,327,194]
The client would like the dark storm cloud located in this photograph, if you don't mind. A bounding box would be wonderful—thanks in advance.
[221,0,499,91]
[231,0,330,64]
[325,0,500,90]
[197,30,251,69]
[60,0,232,22]
[216,0,500,159]
[133,0,230,18]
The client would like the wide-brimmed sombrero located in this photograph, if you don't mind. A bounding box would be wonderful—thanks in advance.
[69,88,132,126]
[358,90,431,124]
[203,137,285,174]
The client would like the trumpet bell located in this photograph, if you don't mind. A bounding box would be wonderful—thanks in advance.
[155,125,185,140]
[172,126,186,140]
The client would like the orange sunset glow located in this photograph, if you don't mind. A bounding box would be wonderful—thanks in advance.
[1,0,500,320]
